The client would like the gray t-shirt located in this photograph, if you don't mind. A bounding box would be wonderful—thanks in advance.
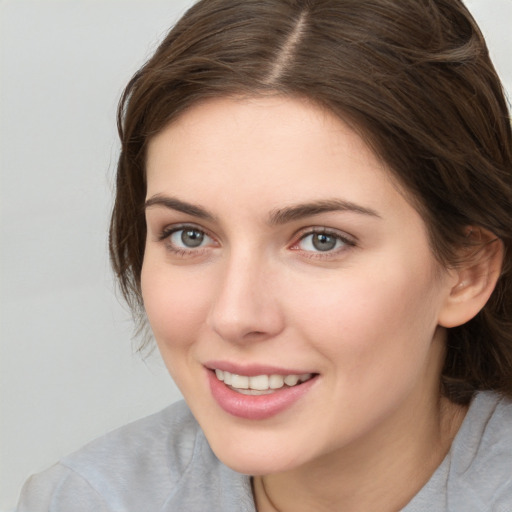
[16,391,512,511]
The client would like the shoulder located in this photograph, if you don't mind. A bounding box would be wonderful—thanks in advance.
[443,391,512,510]
[59,399,199,489]
[17,401,255,511]
[16,464,110,512]
[16,401,208,511]
[455,392,512,506]
[404,391,512,512]
[455,391,512,466]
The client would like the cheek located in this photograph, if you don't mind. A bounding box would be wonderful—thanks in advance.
[141,260,212,350]
[290,261,442,371]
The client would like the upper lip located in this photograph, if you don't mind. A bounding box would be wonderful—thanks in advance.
[204,360,316,377]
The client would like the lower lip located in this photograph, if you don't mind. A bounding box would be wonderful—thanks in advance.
[207,370,318,420]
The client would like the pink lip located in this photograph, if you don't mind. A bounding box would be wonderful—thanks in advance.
[206,368,318,420]
[204,360,312,377]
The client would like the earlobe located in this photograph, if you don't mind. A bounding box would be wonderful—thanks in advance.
[438,229,504,328]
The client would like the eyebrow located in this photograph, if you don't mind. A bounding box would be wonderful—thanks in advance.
[144,195,380,224]
[144,195,216,221]
[268,199,381,225]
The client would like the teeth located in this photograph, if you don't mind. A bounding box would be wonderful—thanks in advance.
[214,370,313,392]
[269,374,284,389]
[231,374,249,389]
[284,375,299,386]
[249,374,269,390]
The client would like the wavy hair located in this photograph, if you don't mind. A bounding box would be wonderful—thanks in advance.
[110,0,512,404]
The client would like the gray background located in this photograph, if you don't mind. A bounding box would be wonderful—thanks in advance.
[1,0,511,509]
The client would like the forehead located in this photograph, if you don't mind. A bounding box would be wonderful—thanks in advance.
[145,96,412,222]
[147,95,373,162]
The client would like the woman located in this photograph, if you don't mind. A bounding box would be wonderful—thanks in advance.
[17,0,512,510]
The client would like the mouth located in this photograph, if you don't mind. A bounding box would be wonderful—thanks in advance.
[213,369,315,395]
[205,365,319,420]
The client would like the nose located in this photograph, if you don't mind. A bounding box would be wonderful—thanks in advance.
[206,250,285,344]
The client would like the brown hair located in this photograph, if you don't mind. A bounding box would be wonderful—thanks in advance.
[110,0,512,404]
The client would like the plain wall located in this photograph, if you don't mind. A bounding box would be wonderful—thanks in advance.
[0,1,195,509]
[0,0,510,510]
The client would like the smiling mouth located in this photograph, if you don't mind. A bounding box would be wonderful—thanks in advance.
[213,369,315,395]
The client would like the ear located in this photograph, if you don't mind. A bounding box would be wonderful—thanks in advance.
[438,228,504,328]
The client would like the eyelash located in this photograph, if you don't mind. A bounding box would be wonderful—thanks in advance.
[158,224,357,259]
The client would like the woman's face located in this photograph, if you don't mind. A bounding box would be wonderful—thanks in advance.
[142,96,457,475]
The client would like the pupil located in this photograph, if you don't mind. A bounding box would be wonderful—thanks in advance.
[312,233,336,251]
[181,229,204,248]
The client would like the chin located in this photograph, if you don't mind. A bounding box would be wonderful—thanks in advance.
[203,425,308,476]
[214,449,299,476]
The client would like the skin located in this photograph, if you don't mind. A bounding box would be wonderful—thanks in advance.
[142,96,470,511]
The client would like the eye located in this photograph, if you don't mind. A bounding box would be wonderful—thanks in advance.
[292,229,355,255]
[300,232,341,252]
[160,225,216,254]
[171,227,208,248]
